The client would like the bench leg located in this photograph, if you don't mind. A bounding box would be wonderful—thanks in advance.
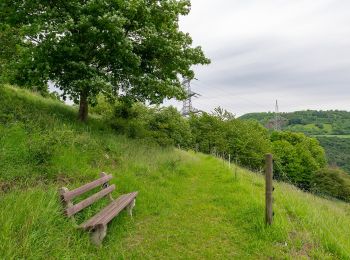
[126,199,136,217]
[90,224,107,246]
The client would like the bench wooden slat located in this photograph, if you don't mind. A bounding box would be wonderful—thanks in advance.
[79,194,129,229]
[80,192,138,230]
[60,172,138,245]
[66,184,116,217]
[62,174,113,201]
[99,192,137,226]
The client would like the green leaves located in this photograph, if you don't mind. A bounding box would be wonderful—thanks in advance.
[3,0,210,121]
[311,167,350,202]
[189,110,271,170]
[271,131,327,190]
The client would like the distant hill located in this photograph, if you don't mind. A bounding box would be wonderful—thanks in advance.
[240,110,350,135]
[241,110,350,174]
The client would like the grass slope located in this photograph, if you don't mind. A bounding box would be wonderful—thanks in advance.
[1,86,350,259]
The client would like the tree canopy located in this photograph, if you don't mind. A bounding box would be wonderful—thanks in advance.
[1,0,210,121]
[271,131,327,190]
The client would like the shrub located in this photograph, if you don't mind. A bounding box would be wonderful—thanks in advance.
[109,102,192,147]
[311,168,350,202]
[190,112,271,170]
[111,102,151,139]
[148,107,192,148]
[271,131,327,190]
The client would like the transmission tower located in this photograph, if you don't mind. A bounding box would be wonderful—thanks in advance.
[274,99,281,131]
[182,78,200,116]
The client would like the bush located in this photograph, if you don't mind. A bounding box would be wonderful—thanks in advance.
[148,107,192,147]
[311,168,350,202]
[111,102,151,139]
[190,112,271,170]
[109,102,192,147]
[271,131,327,190]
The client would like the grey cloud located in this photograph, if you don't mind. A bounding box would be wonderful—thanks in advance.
[191,36,350,99]
[178,0,350,115]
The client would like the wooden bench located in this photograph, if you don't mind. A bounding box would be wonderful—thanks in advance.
[59,173,138,245]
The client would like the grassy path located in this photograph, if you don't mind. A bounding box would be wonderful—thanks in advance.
[2,151,349,259]
[1,85,350,259]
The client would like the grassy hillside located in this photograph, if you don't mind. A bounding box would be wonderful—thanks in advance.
[241,111,350,174]
[1,86,350,259]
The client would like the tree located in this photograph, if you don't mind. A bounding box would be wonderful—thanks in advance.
[271,131,327,190]
[311,167,350,202]
[2,0,210,121]
[189,111,271,169]
[0,24,22,84]
[148,106,192,147]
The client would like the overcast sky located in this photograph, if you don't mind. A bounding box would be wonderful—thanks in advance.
[168,0,350,116]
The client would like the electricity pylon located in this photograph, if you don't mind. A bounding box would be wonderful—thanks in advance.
[182,78,200,116]
[274,100,281,131]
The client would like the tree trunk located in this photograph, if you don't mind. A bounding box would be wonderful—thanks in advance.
[78,92,89,122]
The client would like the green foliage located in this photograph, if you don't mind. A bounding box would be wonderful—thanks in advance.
[317,136,350,173]
[2,0,210,120]
[271,132,327,190]
[2,86,346,202]
[241,110,350,135]
[242,110,350,175]
[0,21,47,92]
[148,106,192,147]
[311,168,350,202]
[189,112,271,170]
[1,85,350,259]
[95,102,271,169]
[0,24,19,83]
[89,94,115,118]
[109,102,192,148]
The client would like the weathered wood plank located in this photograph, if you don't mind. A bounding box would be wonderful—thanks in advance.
[62,174,113,201]
[66,184,116,217]
[99,192,138,226]
[80,194,130,229]
[265,154,273,225]
[80,192,138,229]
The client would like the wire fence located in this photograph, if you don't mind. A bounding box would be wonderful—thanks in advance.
[211,151,350,256]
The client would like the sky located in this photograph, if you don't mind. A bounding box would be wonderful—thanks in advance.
[167,0,350,116]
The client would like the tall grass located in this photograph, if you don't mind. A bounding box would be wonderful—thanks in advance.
[0,85,349,259]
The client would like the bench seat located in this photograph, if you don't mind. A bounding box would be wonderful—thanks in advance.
[80,192,138,230]
[59,173,138,245]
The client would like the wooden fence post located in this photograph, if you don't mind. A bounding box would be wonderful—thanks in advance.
[265,153,273,225]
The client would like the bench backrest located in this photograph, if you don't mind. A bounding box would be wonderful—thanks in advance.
[60,173,114,217]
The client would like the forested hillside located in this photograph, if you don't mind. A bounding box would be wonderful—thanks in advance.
[241,110,350,135]
[241,110,350,174]
[318,137,350,173]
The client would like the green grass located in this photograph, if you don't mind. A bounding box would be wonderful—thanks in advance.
[1,85,350,259]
